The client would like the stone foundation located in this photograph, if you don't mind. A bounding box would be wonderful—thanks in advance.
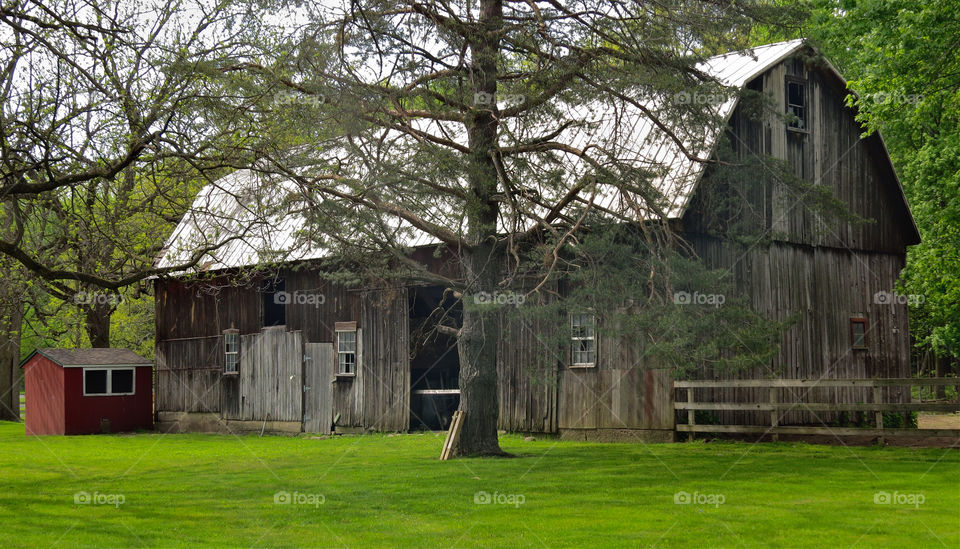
[156,412,302,435]
[558,428,675,443]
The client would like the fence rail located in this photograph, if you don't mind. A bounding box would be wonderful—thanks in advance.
[674,378,960,440]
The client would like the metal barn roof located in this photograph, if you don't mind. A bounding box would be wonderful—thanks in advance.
[156,40,807,274]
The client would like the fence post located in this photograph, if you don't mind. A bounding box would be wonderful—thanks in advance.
[873,386,884,445]
[769,386,779,442]
[687,387,695,442]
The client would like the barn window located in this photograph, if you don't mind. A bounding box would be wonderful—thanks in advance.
[570,314,596,367]
[263,277,286,327]
[850,317,868,349]
[786,80,807,130]
[83,368,135,396]
[224,329,239,374]
[336,322,358,376]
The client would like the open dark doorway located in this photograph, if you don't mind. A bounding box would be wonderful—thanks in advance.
[409,286,461,431]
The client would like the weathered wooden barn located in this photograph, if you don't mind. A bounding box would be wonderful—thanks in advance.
[153,40,919,440]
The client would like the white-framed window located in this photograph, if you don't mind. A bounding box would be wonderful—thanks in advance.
[336,322,358,376]
[786,79,807,130]
[83,368,135,396]
[224,329,239,374]
[570,313,597,367]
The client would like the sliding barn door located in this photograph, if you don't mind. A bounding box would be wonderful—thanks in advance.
[302,342,334,434]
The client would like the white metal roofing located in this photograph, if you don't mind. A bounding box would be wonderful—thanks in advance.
[156,39,807,273]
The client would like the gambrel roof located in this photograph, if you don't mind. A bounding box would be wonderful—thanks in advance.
[156,39,917,273]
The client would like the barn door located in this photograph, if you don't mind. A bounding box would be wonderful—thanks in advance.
[233,328,304,422]
[302,342,334,434]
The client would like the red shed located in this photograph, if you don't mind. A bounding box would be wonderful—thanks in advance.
[20,348,153,435]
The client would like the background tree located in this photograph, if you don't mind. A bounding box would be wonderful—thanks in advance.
[796,1,960,383]
[0,0,278,353]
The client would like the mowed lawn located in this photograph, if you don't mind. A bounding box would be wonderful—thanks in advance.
[0,422,957,548]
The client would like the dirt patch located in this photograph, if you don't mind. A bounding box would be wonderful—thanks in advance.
[918,412,960,430]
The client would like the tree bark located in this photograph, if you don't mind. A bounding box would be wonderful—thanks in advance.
[84,301,113,348]
[454,0,506,457]
[455,277,505,456]
[0,261,23,421]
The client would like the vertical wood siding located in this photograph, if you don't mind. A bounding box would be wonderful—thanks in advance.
[229,328,303,422]
[360,289,410,432]
[496,304,559,433]
[303,342,334,434]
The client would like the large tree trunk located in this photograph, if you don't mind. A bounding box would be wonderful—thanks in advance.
[0,202,23,421]
[84,301,112,348]
[0,281,22,421]
[454,0,506,457]
[455,273,504,456]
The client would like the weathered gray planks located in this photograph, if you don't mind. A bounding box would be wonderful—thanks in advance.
[303,342,334,434]
[360,289,410,432]
[233,328,303,422]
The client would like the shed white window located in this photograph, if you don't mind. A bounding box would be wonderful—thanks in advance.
[83,368,135,396]
[336,322,358,376]
[224,330,239,374]
[570,314,597,367]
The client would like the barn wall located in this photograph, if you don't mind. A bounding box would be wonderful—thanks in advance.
[284,270,362,344]
[496,298,559,433]
[156,336,223,414]
[154,270,410,432]
[154,275,261,340]
[686,235,910,424]
[22,356,64,435]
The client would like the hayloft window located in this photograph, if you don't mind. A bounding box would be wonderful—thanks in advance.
[850,317,868,349]
[786,80,807,130]
[83,368,135,396]
[224,329,239,374]
[570,314,596,367]
[336,322,358,376]
[263,277,286,327]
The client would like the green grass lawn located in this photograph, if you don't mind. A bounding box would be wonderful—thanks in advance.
[0,421,957,548]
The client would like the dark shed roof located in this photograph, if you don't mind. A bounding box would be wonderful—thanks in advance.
[20,348,152,368]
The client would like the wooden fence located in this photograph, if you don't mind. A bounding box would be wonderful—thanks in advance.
[675,378,960,440]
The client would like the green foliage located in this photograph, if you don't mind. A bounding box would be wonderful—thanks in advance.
[799,0,960,358]
[19,290,155,359]
[694,410,720,425]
